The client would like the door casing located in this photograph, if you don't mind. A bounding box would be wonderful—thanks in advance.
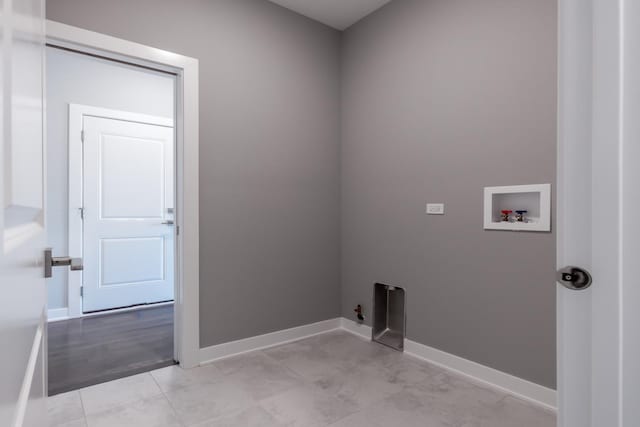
[46,20,201,369]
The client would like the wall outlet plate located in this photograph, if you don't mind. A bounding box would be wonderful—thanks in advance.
[426,203,445,215]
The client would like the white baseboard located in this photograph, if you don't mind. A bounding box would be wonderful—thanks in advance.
[340,316,373,339]
[199,318,341,364]
[340,318,557,411]
[47,307,70,322]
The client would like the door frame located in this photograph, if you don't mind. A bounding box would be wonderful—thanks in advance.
[46,20,201,369]
[556,0,594,424]
[67,104,175,316]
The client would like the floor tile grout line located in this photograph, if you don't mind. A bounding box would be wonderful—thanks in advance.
[252,332,439,426]
[256,348,317,388]
[211,352,306,414]
[159,366,266,426]
[254,339,391,425]
[82,392,167,421]
[79,373,167,422]
[207,344,345,424]
[148,369,187,427]
[77,390,88,422]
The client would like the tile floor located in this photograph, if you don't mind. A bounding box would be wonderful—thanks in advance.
[47,330,556,427]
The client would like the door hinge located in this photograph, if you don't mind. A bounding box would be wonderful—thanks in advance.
[79,207,85,220]
[176,225,180,236]
[80,286,84,297]
[80,130,85,143]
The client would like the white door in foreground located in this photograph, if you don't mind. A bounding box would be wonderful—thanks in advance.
[82,112,175,312]
[558,0,640,425]
[0,0,47,425]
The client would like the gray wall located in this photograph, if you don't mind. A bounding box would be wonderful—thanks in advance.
[341,0,557,388]
[46,46,175,310]
[46,0,342,347]
[47,0,557,388]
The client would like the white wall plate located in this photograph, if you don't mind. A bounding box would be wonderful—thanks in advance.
[483,184,551,232]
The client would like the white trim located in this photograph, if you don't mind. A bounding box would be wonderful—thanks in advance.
[67,104,174,318]
[556,1,594,425]
[483,184,552,232]
[340,316,374,338]
[404,336,557,412]
[199,319,341,364]
[71,104,174,127]
[67,104,82,319]
[340,318,557,411]
[13,311,46,427]
[46,20,200,368]
[47,307,69,322]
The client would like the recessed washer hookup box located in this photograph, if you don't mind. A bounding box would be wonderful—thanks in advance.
[372,282,406,351]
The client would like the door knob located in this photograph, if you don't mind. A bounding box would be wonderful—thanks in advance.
[557,266,592,290]
[44,248,83,278]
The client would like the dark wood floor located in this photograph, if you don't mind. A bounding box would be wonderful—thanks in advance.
[48,304,175,396]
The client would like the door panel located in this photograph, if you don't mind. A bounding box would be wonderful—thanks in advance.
[0,0,47,425]
[100,134,164,219]
[82,115,174,312]
[557,0,593,425]
[622,2,640,424]
[100,237,165,286]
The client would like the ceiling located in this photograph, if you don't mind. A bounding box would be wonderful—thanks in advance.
[266,0,392,30]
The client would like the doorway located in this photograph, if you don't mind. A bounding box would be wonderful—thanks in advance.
[45,45,178,394]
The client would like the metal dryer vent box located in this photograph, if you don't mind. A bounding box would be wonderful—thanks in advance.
[372,283,406,351]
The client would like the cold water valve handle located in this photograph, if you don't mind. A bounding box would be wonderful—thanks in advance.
[354,304,365,322]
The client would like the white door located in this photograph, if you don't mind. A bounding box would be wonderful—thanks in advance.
[0,0,47,426]
[81,112,175,312]
[558,0,639,425]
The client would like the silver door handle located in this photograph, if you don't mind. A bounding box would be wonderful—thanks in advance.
[557,266,592,290]
[162,220,174,225]
[44,248,83,278]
